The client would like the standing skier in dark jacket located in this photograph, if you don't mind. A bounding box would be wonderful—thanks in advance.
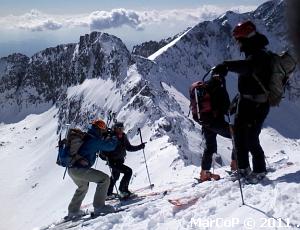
[213,21,272,184]
[103,122,146,198]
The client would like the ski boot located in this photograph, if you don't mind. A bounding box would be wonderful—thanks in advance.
[200,170,221,182]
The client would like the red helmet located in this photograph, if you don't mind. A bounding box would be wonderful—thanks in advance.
[233,21,256,39]
[91,119,107,130]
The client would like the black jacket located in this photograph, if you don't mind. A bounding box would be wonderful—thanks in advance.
[224,33,272,95]
[103,133,143,161]
[208,77,230,118]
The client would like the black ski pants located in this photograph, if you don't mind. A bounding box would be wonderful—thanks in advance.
[201,119,234,170]
[107,159,132,195]
[234,98,269,173]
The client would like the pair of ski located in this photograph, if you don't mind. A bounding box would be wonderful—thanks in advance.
[167,178,213,208]
[168,159,296,208]
[167,174,244,208]
[79,183,155,209]
[42,186,167,229]
[108,183,155,199]
[40,207,129,230]
[84,190,167,227]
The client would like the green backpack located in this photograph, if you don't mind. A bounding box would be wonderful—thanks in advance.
[253,51,297,106]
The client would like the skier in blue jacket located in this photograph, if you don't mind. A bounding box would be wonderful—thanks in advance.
[67,119,118,218]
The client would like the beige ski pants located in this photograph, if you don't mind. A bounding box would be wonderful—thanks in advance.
[68,167,110,213]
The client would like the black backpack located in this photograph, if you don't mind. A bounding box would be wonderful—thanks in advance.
[189,76,230,123]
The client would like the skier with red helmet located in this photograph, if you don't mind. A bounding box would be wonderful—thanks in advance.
[213,21,272,184]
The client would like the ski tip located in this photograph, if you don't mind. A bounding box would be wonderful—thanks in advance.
[168,199,181,206]
[225,170,233,175]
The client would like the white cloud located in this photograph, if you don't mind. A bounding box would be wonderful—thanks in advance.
[88,9,142,30]
[19,20,63,32]
[0,9,63,31]
[0,5,257,32]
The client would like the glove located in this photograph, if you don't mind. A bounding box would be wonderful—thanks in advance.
[140,142,147,149]
[212,63,228,77]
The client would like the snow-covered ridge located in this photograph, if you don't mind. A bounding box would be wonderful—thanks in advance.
[0,32,131,123]
[148,0,293,95]
[148,28,192,61]
[144,0,300,138]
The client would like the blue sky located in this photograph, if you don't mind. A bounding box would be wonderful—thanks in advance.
[0,0,265,14]
[0,0,267,57]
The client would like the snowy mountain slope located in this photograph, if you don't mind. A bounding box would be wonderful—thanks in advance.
[0,52,212,230]
[1,104,300,230]
[0,0,300,229]
[0,28,209,230]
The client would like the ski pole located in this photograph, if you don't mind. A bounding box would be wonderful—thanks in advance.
[137,128,153,190]
[227,115,245,205]
[62,124,71,180]
[106,156,120,199]
[106,110,112,127]
[59,133,68,180]
[106,111,116,128]
[112,113,117,123]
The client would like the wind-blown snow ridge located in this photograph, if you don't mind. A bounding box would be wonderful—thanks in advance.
[148,28,192,61]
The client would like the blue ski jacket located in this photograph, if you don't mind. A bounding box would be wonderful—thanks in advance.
[72,125,118,168]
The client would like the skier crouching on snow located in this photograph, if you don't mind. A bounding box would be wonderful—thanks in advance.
[102,122,146,198]
[67,119,118,218]
[212,21,271,184]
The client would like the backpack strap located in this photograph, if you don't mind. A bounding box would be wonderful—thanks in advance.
[252,73,269,97]
[253,50,271,95]
[251,50,271,103]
